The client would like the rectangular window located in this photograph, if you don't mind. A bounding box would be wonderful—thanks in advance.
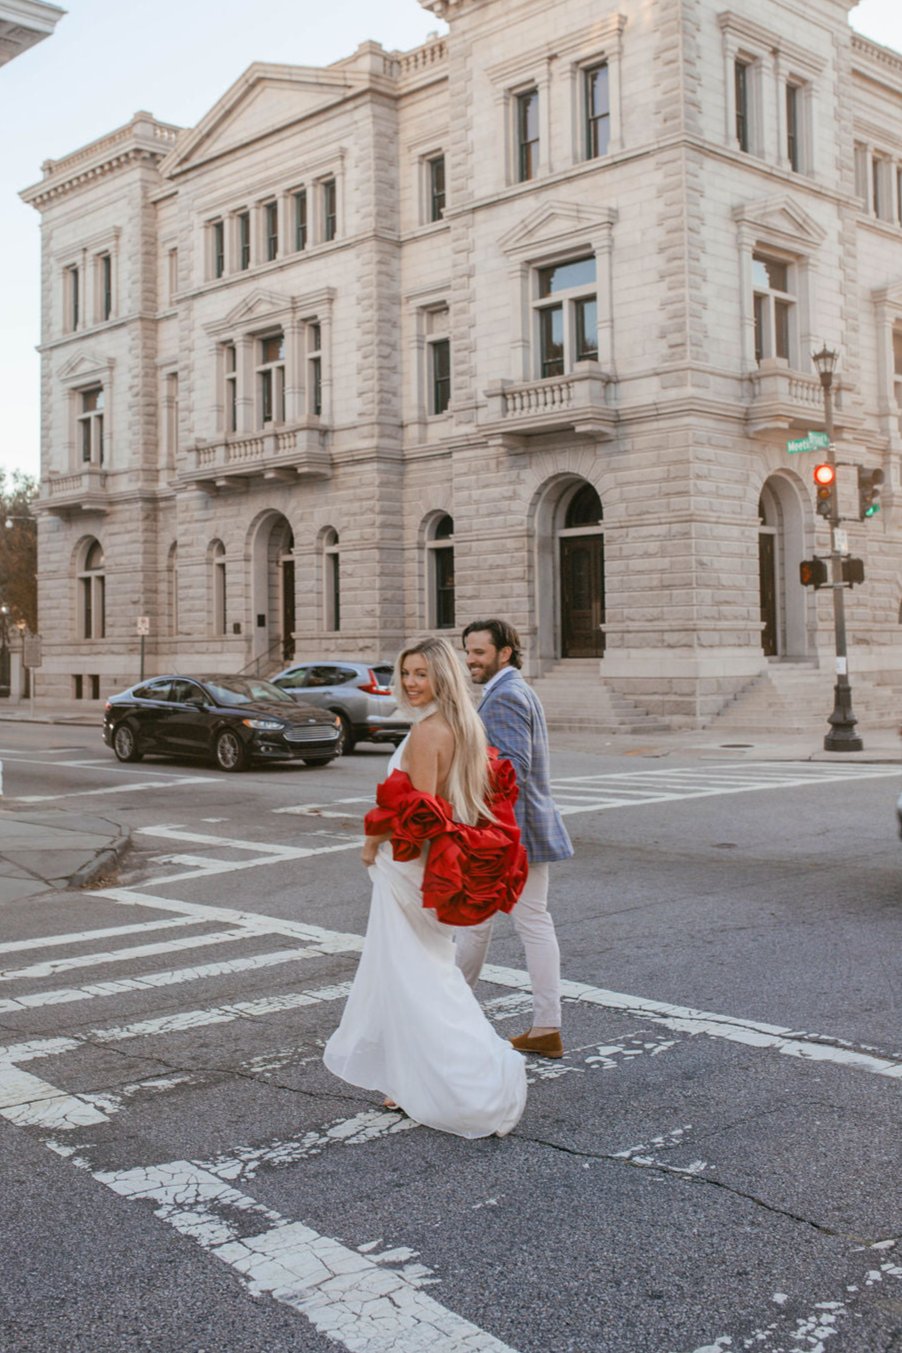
[872,157,885,219]
[535,256,597,378]
[735,60,750,152]
[323,179,337,242]
[517,89,539,182]
[164,372,179,463]
[308,324,322,417]
[854,142,868,203]
[585,64,610,159]
[212,220,225,278]
[785,83,799,172]
[428,155,446,221]
[294,190,307,251]
[752,253,794,365]
[258,333,285,426]
[78,387,105,465]
[65,264,79,331]
[224,344,237,433]
[264,201,278,261]
[99,253,112,321]
[238,212,251,270]
[167,248,178,304]
[435,546,455,630]
[430,338,451,415]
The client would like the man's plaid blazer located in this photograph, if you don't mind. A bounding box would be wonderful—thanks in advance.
[478,667,573,865]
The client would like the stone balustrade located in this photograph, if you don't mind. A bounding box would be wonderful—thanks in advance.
[185,423,331,493]
[482,364,617,448]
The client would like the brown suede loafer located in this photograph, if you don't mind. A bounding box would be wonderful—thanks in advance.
[510,1030,564,1059]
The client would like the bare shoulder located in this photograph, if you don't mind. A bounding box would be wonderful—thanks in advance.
[408,713,454,754]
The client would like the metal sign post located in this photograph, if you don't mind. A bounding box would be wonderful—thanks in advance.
[23,634,42,720]
[136,616,150,681]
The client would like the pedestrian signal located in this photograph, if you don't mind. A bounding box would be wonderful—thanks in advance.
[841,557,865,586]
[857,466,883,520]
[799,558,828,589]
[813,463,835,519]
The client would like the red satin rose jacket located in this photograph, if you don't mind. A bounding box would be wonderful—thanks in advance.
[363,748,529,926]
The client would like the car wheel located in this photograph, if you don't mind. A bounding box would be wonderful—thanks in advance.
[112,723,143,763]
[302,756,337,767]
[335,714,356,755]
[214,728,249,772]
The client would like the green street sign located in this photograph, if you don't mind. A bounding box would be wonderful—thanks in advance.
[787,431,830,453]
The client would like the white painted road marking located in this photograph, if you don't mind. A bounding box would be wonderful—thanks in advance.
[16,774,220,803]
[549,761,902,815]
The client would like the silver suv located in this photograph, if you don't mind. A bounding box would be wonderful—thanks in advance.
[270,660,409,754]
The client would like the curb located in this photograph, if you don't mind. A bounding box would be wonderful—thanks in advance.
[68,830,131,889]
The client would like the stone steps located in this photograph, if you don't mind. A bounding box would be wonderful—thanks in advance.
[708,664,902,732]
[530,662,671,734]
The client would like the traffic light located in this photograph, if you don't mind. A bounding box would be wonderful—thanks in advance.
[842,557,865,586]
[857,466,884,520]
[813,463,835,519]
[799,558,828,589]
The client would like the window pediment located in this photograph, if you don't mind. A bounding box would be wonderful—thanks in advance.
[160,64,356,177]
[57,351,114,388]
[732,195,827,249]
[499,200,617,259]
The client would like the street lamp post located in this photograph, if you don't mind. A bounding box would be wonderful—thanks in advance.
[812,345,862,752]
[0,605,9,698]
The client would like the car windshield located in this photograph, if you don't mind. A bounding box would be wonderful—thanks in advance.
[204,677,294,706]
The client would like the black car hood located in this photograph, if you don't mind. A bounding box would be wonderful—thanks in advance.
[240,700,334,724]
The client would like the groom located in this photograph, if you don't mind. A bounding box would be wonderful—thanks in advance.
[455,619,573,1059]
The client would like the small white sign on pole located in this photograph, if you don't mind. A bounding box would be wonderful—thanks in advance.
[833,528,849,556]
[136,616,150,636]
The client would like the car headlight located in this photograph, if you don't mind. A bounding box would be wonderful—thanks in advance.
[242,718,284,731]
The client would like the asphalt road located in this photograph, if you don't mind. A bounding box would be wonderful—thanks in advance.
[0,721,900,1353]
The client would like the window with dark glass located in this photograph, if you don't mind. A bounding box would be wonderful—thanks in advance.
[238,212,250,270]
[78,387,105,465]
[428,155,446,221]
[212,220,225,278]
[323,179,337,241]
[585,64,610,159]
[100,253,112,320]
[430,338,451,414]
[264,202,278,261]
[258,333,285,425]
[224,344,237,433]
[294,190,307,250]
[752,254,793,364]
[66,265,79,331]
[80,540,105,640]
[536,257,597,377]
[517,89,539,182]
[324,530,340,631]
[872,157,885,219]
[786,83,800,171]
[211,541,227,635]
[735,60,750,152]
[308,324,322,416]
[431,515,455,630]
[565,484,603,528]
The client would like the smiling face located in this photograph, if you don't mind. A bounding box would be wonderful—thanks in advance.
[464,630,513,685]
[400,653,436,707]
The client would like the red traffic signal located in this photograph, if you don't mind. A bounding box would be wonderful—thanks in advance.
[813,462,835,518]
[799,558,828,589]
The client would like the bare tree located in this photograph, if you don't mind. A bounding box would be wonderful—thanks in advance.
[0,471,38,631]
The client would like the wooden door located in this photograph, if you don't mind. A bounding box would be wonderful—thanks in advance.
[758,531,777,656]
[561,534,605,657]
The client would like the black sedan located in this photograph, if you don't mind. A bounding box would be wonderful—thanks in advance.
[103,674,342,771]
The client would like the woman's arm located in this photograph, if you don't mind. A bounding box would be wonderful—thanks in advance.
[361,830,390,866]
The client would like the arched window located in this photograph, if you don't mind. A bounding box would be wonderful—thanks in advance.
[78,539,106,639]
[210,540,227,635]
[427,514,455,629]
[323,529,340,632]
[565,483,603,528]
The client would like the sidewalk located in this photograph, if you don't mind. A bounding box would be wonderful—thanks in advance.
[552,723,902,764]
[0,810,129,904]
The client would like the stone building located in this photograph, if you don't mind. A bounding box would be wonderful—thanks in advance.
[21,0,902,727]
[0,0,62,68]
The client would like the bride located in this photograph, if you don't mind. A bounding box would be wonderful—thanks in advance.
[323,636,527,1138]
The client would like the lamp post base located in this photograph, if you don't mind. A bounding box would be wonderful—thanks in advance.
[824,681,863,752]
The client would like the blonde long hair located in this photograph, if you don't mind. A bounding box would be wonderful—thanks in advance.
[393,636,493,825]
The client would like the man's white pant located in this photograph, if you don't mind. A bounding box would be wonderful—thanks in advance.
[454,862,561,1028]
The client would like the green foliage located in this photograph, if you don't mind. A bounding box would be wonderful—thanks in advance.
[0,470,38,630]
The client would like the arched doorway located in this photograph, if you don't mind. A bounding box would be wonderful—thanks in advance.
[559,483,605,657]
[757,473,807,659]
[251,513,295,666]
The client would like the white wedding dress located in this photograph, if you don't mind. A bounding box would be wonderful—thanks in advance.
[323,740,527,1139]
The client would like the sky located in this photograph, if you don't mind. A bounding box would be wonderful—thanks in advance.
[1,0,900,483]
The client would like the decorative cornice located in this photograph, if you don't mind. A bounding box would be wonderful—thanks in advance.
[851,33,902,91]
[20,111,181,211]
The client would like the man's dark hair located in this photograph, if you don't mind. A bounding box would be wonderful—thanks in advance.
[461,618,523,669]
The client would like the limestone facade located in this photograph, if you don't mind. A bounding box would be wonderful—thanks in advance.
[21,0,902,725]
